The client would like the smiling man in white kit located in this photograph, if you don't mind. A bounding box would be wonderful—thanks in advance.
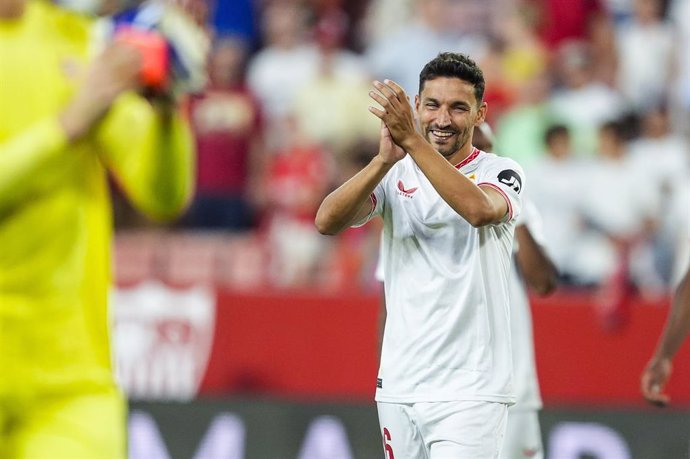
[316,52,524,458]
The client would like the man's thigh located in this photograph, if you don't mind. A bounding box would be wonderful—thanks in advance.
[377,402,429,459]
[9,386,126,459]
[500,410,543,459]
[416,400,508,459]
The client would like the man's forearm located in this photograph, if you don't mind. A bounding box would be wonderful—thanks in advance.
[654,268,690,360]
[315,155,392,235]
[97,94,194,221]
[515,225,559,296]
[402,135,499,226]
[146,109,195,219]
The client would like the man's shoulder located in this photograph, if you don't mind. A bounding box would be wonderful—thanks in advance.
[477,151,524,174]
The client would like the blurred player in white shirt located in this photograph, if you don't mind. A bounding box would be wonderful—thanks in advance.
[474,124,559,459]
[316,53,524,458]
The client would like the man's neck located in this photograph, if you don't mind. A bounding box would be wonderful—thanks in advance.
[447,143,475,166]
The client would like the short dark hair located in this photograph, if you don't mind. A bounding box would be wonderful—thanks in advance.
[418,52,485,103]
[599,120,627,141]
[544,124,570,145]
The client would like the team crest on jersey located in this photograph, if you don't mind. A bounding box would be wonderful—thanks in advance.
[498,169,522,193]
[397,180,418,198]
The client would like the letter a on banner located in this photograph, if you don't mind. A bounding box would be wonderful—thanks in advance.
[298,416,354,459]
[192,414,246,459]
[548,422,631,459]
[129,411,171,459]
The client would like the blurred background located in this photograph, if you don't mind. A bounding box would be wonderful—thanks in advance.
[112,0,690,457]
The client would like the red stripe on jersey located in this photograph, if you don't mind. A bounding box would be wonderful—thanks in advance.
[477,182,514,222]
[454,147,481,169]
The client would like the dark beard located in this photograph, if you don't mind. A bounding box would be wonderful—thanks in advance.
[427,127,470,157]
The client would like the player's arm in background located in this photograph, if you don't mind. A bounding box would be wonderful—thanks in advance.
[95,0,210,222]
[368,80,511,227]
[641,261,690,406]
[315,122,404,235]
[515,222,559,296]
[0,41,142,218]
[474,123,557,296]
[96,92,194,221]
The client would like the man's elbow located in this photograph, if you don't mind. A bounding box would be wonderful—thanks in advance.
[467,216,493,228]
[143,190,191,222]
[530,271,559,296]
[462,200,505,228]
[465,209,496,228]
[532,281,557,296]
[314,212,341,236]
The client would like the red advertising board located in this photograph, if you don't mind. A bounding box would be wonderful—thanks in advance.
[196,289,690,406]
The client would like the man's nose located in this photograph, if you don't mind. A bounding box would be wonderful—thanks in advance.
[436,109,451,127]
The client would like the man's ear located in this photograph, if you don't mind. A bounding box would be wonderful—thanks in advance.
[414,94,420,114]
[475,101,488,126]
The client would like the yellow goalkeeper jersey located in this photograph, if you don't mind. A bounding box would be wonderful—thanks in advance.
[0,0,194,394]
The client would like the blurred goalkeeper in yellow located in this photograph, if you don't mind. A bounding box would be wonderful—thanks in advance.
[0,0,196,456]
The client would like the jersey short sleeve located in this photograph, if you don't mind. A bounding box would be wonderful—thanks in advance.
[351,177,386,228]
[477,156,525,224]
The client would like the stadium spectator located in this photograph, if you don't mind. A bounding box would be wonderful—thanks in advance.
[291,9,376,163]
[478,38,519,126]
[669,0,690,132]
[210,0,258,44]
[365,0,490,96]
[525,124,600,286]
[361,0,415,45]
[530,0,617,81]
[0,0,196,457]
[478,5,550,126]
[186,36,263,230]
[615,0,677,112]
[578,121,660,292]
[494,6,549,90]
[316,53,524,457]
[548,40,627,155]
[261,116,333,287]
[494,71,554,168]
[246,1,318,130]
[527,0,610,49]
[628,106,690,283]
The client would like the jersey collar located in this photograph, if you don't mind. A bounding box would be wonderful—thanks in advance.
[454,147,481,170]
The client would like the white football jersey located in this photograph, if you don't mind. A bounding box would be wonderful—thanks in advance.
[509,199,544,411]
[361,148,524,404]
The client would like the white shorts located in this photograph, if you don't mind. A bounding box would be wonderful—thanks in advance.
[500,410,543,459]
[377,400,508,459]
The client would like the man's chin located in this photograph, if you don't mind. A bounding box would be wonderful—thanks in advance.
[435,145,458,158]
[426,136,459,157]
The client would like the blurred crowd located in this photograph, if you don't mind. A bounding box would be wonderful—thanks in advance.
[114,0,690,295]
